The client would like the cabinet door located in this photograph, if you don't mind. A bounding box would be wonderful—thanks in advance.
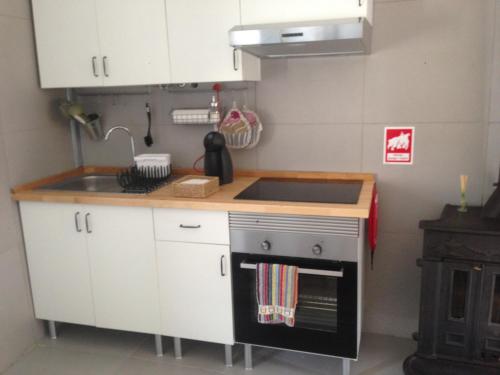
[31,0,103,88]
[241,0,372,25]
[20,202,95,325]
[436,262,480,359]
[477,265,500,363]
[86,205,160,334]
[165,0,260,83]
[95,0,170,86]
[157,242,234,344]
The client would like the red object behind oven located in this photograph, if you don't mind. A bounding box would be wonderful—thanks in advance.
[368,183,378,269]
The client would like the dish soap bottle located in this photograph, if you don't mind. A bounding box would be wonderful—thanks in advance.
[209,95,220,124]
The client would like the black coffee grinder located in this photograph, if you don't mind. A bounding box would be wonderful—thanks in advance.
[204,132,233,185]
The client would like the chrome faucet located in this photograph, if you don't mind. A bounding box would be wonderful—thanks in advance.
[104,126,136,161]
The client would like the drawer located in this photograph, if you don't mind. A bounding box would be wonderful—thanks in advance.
[154,208,229,245]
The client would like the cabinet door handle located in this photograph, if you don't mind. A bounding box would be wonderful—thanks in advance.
[85,213,92,234]
[74,212,82,233]
[233,48,239,71]
[179,224,201,229]
[220,255,226,276]
[103,56,109,77]
[92,56,99,77]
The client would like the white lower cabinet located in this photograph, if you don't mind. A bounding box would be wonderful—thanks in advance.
[20,202,95,326]
[20,201,233,345]
[85,205,160,334]
[156,241,234,345]
[20,202,161,334]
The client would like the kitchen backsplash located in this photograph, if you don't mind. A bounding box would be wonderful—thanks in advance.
[78,0,495,339]
[79,84,257,170]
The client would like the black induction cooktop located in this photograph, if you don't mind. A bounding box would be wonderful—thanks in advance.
[234,178,362,204]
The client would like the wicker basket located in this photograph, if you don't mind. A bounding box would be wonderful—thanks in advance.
[172,175,220,198]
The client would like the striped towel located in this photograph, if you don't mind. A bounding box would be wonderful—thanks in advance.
[256,263,299,327]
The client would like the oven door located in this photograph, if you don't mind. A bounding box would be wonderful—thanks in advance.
[232,252,357,358]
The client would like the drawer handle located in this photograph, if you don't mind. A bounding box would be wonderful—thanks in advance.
[179,224,201,229]
[103,56,109,77]
[233,48,239,71]
[85,213,92,234]
[74,212,82,232]
[220,255,226,276]
[91,56,99,77]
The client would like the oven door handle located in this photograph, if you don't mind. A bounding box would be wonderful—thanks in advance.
[239,262,344,278]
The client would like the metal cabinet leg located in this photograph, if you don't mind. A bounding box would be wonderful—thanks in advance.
[224,345,233,367]
[48,321,57,340]
[342,358,350,375]
[244,344,253,370]
[173,337,182,359]
[154,335,163,357]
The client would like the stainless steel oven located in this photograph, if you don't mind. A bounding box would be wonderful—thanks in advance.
[229,212,364,367]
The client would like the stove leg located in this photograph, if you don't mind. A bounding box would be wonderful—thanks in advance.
[224,345,233,367]
[48,320,57,339]
[154,335,163,357]
[244,344,253,370]
[173,337,182,359]
[342,358,351,375]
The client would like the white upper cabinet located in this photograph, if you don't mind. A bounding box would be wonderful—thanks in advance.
[241,0,373,25]
[95,0,170,86]
[32,0,373,88]
[31,0,170,88]
[165,0,260,83]
[31,0,102,88]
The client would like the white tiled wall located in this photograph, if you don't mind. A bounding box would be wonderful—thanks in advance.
[80,0,494,339]
[0,1,73,372]
[486,1,500,198]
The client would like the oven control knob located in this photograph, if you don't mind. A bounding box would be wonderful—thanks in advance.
[261,240,271,251]
[312,244,323,256]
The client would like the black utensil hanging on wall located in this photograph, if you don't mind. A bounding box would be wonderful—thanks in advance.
[144,103,153,147]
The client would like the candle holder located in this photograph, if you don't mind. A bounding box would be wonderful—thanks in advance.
[458,175,468,213]
[458,192,467,213]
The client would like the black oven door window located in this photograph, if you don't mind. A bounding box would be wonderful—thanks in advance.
[296,273,338,332]
[232,253,357,358]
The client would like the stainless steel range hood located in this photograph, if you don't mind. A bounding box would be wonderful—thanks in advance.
[229,18,372,59]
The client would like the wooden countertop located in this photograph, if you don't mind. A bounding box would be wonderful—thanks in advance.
[12,166,375,218]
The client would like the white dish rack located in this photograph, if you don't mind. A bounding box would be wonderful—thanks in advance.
[134,154,171,177]
[171,109,220,125]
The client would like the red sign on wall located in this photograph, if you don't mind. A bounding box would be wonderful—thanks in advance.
[383,127,415,165]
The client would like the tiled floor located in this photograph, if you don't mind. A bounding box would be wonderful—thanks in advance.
[2,324,416,375]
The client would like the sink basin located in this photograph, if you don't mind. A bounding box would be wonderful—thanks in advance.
[39,174,124,193]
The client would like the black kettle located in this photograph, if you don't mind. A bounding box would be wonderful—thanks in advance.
[204,132,233,185]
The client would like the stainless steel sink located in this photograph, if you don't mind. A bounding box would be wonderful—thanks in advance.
[39,174,124,193]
